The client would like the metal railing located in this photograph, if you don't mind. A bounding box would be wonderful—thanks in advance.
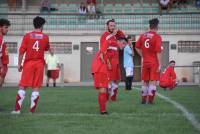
[126,65,200,85]
[0,12,199,35]
[4,65,200,86]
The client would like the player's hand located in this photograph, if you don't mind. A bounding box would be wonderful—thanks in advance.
[157,65,161,73]
[18,65,23,72]
[0,61,2,68]
[112,29,118,36]
[98,53,105,64]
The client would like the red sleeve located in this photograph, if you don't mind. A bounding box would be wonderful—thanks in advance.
[2,43,9,64]
[167,67,176,79]
[45,35,50,51]
[154,35,162,53]
[171,69,176,80]
[100,33,108,53]
[135,35,142,49]
[19,34,29,55]
[115,30,125,39]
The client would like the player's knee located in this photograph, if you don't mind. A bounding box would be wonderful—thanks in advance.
[99,88,107,93]
[141,85,148,96]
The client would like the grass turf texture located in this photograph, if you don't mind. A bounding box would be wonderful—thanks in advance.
[0,86,199,134]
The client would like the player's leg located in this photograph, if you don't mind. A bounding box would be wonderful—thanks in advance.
[0,76,5,87]
[29,61,44,113]
[53,79,56,87]
[30,88,40,113]
[46,70,50,87]
[98,88,109,114]
[141,81,149,104]
[148,65,159,104]
[110,81,119,101]
[128,76,133,90]
[148,81,157,104]
[126,67,134,90]
[110,63,120,101]
[11,63,33,114]
[125,67,130,90]
[141,67,150,104]
[52,70,59,87]
[0,65,8,87]
[11,86,26,114]
[93,72,109,114]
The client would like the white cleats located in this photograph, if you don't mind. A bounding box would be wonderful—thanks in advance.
[11,110,21,114]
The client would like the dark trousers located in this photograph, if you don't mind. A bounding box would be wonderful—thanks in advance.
[125,76,133,90]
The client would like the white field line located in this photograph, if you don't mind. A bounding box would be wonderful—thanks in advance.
[0,112,184,117]
[135,87,200,132]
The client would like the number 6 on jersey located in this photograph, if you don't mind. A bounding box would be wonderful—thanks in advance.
[33,41,39,51]
[144,39,150,48]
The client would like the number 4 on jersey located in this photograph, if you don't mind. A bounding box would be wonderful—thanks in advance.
[33,41,39,51]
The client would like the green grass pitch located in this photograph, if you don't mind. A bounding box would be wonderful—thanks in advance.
[0,86,200,134]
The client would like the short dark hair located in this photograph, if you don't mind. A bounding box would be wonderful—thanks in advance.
[169,60,175,64]
[33,16,46,29]
[0,18,11,27]
[126,35,132,40]
[106,19,115,25]
[118,37,128,42]
[149,18,159,29]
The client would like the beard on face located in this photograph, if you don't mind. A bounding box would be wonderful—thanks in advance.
[107,26,114,33]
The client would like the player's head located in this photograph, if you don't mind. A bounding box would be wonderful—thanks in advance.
[149,18,159,31]
[106,19,116,33]
[33,16,46,30]
[0,18,11,35]
[169,60,176,67]
[127,35,133,45]
[117,37,127,49]
[49,48,54,55]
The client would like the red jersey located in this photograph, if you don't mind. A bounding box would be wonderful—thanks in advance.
[0,36,9,65]
[19,31,50,64]
[91,33,111,74]
[160,66,176,81]
[100,30,124,59]
[136,31,162,64]
[87,0,96,4]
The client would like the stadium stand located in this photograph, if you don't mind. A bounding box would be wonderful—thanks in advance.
[0,0,199,84]
[0,0,199,13]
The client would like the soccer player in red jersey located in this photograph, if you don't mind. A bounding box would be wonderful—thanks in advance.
[0,19,10,87]
[11,16,50,114]
[100,19,125,101]
[91,35,126,115]
[160,60,177,90]
[135,18,162,104]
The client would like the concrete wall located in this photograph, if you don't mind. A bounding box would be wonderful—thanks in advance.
[4,35,100,84]
[3,34,200,84]
[136,34,200,82]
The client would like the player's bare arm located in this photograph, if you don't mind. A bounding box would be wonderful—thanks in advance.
[107,59,112,70]
[0,58,2,68]
[18,53,23,72]
[135,48,142,57]
[157,52,162,72]
[99,52,105,64]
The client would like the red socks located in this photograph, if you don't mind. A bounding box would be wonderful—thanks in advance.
[30,91,40,113]
[15,94,22,111]
[14,89,26,111]
[148,90,156,103]
[111,88,118,101]
[98,92,108,113]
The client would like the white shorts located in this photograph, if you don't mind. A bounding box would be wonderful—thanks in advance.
[125,67,133,77]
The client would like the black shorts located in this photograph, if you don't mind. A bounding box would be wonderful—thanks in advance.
[47,70,51,78]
